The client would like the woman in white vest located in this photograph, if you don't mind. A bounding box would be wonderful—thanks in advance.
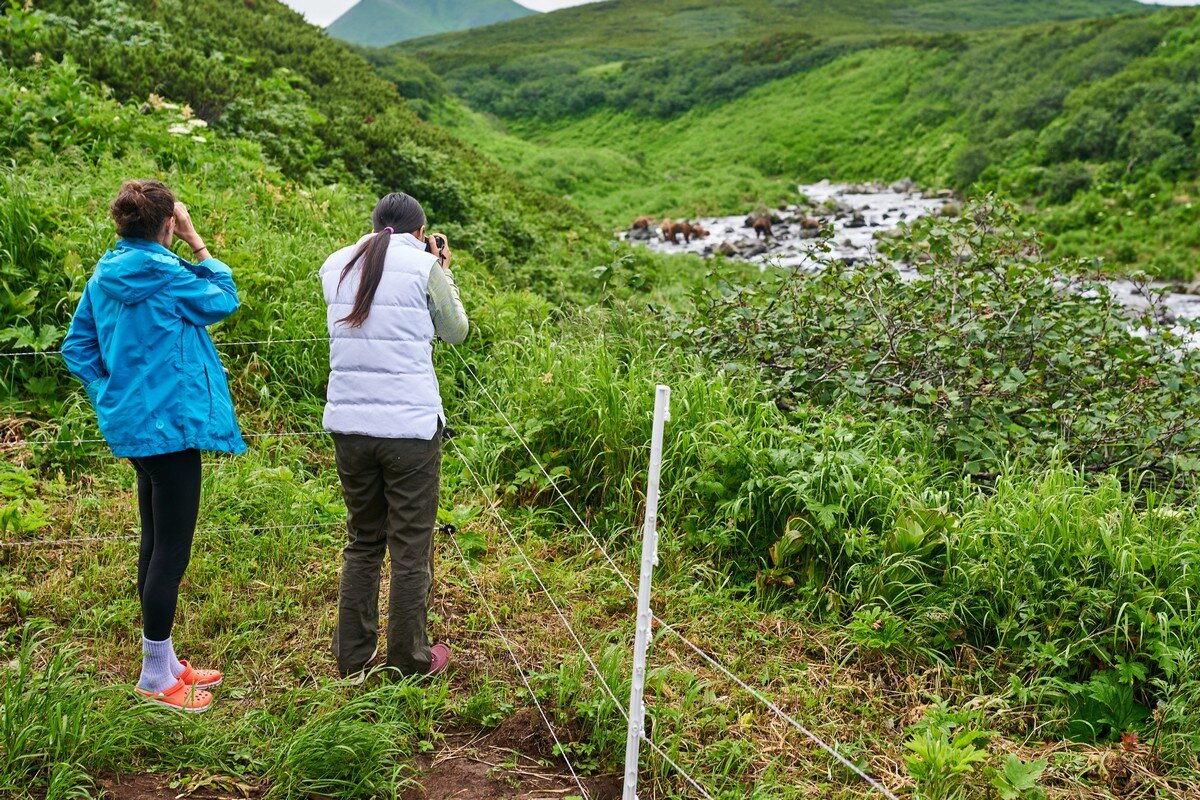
[320,192,468,679]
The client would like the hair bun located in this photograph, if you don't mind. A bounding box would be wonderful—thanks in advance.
[110,179,176,240]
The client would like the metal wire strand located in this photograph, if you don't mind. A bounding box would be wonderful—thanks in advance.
[451,438,715,800]
[447,532,592,800]
[448,346,639,598]
[0,429,330,450]
[449,350,899,800]
[0,519,343,549]
[0,336,331,359]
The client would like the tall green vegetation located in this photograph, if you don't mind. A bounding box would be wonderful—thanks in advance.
[686,198,1200,481]
[15,0,583,264]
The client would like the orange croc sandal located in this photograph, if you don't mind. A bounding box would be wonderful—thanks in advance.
[136,678,213,713]
[178,660,222,689]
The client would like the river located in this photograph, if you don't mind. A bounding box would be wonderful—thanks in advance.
[622,180,1200,333]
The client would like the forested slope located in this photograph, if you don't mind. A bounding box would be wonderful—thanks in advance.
[395,0,1200,279]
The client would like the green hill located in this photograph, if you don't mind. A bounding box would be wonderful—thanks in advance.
[328,0,535,46]
[393,0,1199,280]
[395,0,1145,117]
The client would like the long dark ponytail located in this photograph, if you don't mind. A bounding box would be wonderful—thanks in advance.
[337,192,427,327]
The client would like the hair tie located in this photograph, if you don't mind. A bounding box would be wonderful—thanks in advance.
[383,226,394,235]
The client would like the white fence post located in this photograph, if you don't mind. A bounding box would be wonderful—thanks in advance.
[623,384,671,800]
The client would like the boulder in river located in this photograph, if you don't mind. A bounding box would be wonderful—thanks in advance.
[891,178,917,194]
[717,241,738,257]
[846,213,868,229]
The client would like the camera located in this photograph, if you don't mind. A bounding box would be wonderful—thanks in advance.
[424,234,446,254]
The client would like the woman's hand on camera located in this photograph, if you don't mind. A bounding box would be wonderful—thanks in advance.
[173,202,209,259]
[428,233,452,266]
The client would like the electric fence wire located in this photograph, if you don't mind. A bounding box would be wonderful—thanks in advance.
[450,437,717,800]
[0,519,342,549]
[446,531,593,800]
[0,336,332,359]
[3,338,898,795]
[0,429,332,451]
[448,348,901,800]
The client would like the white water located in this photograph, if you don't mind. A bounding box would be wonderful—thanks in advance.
[622,180,1200,331]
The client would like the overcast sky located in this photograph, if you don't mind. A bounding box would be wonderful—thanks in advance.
[281,0,1198,28]
[281,0,601,27]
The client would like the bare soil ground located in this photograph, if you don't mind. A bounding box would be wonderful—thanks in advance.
[96,710,620,800]
[401,709,622,800]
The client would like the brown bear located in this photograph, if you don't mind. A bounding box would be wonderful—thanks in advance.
[661,218,699,244]
[752,216,773,240]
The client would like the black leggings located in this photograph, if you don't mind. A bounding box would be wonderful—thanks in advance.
[130,449,202,641]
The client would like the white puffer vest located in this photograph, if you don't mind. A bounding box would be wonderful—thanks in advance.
[320,233,443,439]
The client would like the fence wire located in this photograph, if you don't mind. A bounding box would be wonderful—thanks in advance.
[449,348,900,800]
[451,437,716,800]
[3,333,900,797]
[0,520,342,549]
[0,336,331,359]
[447,532,592,800]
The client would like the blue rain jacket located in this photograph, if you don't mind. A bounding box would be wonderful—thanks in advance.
[61,238,247,458]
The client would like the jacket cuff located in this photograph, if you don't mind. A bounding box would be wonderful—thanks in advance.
[183,257,232,279]
[198,257,233,276]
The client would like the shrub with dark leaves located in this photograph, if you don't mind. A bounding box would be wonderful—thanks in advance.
[683,196,1200,484]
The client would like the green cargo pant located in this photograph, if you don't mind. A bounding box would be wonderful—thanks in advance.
[331,428,441,677]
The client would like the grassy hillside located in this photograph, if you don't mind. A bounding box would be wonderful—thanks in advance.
[395,0,1144,119]
[327,0,534,47]
[412,4,1200,280]
[5,1,1200,798]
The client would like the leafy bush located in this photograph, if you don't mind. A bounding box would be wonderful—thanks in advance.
[684,196,1200,482]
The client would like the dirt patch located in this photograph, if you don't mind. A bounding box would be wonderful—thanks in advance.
[96,772,265,800]
[401,715,621,800]
[487,706,581,762]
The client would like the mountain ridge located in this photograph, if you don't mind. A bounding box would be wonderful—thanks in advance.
[328,0,536,46]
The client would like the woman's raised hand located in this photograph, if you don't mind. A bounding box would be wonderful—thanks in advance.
[173,202,208,259]
[427,232,452,266]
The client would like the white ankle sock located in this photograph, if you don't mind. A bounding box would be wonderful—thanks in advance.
[138,636,181,693]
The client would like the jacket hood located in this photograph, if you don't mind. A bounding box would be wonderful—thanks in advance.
[93,239,179,304]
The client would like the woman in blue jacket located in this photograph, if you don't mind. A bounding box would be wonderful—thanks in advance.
[62,179,246,712]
